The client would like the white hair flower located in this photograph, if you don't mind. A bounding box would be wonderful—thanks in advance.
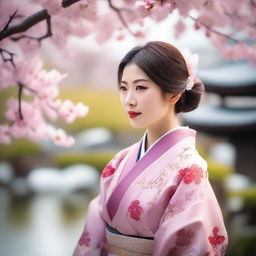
[181,49,199,91]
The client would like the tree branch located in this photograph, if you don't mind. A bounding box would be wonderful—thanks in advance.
[0,9,49,41]
[11,13,52,44]
[0,0,81,42]
[188,15,239,43]
[17,82,24,120]
[107,0,134,36]
[62,0,80,8]
[0,48,16,67]
[1,10,18,33]
[17,82,57,118]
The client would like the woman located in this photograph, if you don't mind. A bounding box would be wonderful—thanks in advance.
[73,41,228,256]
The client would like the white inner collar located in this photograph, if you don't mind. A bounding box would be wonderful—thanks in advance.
[138,126,189,161]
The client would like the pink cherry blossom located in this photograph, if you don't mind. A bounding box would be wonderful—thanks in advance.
[150,2,172,22]
[94,13,120,44]
[174,19,186,38]
[58,100,88,123]
[47,127,75,147]
[36,0,62,15]
[76,102,89,117]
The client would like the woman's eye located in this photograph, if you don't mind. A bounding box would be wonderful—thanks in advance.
[119,86,127,91]
[136,85,147,90]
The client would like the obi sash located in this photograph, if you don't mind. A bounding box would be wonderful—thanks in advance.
[103,226,154,256]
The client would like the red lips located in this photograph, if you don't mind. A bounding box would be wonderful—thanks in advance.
[128,111,141,118]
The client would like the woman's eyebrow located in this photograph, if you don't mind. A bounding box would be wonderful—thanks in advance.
[133,79,150,83]
[121,78,150,84]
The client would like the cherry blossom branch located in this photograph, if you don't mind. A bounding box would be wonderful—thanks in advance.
[188,14,239,43]
[16,82,54,122]
[17,82,58,113]
[62,0,80,8]
[0,0,81,42]
[22,83,38,95]
[107,0,134,36]
[0,48,16,67]
[11,12,52,44]
[0,9,49,41]
[1,10,18,33]
[17,82,24,120]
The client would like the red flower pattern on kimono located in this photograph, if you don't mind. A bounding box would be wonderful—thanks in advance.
[168,247,179,256]
[208,226,226,249]
[168,228,195,256]
[179,164,204,184]
[128,200,143,221]
[176,228,195,246]
[102,164,115,178]
[78,230,91,247]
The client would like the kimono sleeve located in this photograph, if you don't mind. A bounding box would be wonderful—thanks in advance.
[153,163,228,256]
[73,195,105,256]
[73,147,130,256]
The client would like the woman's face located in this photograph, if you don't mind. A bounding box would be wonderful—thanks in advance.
[119,63,174,129]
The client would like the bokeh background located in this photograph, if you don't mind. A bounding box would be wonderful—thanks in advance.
[1,11,256,256]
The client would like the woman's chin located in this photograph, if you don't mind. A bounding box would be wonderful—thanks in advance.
[129,121,147,129]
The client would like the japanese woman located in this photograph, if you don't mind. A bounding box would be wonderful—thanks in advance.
[73,41,228,256]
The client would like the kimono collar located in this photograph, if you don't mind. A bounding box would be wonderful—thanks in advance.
[138,126,189,161]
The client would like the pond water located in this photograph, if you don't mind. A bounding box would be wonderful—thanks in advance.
[0,187,94,256]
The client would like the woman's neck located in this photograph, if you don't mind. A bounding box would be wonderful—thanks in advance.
[146,116,180,151]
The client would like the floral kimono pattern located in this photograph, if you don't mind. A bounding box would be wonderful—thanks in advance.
[73,128,228,256]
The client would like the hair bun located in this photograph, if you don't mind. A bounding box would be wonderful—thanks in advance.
[175,82,204,113]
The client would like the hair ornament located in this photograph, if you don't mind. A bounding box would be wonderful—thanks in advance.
[181,49,199,91]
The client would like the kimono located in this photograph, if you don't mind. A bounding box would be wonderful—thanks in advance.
[73,127,228,256]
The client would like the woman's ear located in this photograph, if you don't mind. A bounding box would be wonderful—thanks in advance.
[168,93,181,104]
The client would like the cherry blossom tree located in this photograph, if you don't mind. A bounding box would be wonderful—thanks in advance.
[1,0,255,146]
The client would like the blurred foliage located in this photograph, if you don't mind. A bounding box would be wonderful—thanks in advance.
[0,86,16,122]
[196,142,233,181]
[0,139,41,160]
[54,152,115,171]
[228,187,256,207]
[228,234,256,256]
[207,160,233,181]
[59,88,132,132]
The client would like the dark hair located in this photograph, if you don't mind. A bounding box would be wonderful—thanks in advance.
[117,41,204,113]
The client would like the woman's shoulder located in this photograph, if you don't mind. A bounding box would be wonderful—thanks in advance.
[100,142,138,179]
[110,141,139,165]
[193,149,207,169]
[175,146,208,172]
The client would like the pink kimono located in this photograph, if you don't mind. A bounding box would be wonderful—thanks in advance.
[73,128,228,256]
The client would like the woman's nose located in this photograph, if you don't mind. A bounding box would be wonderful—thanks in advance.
[125,90,137,106]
